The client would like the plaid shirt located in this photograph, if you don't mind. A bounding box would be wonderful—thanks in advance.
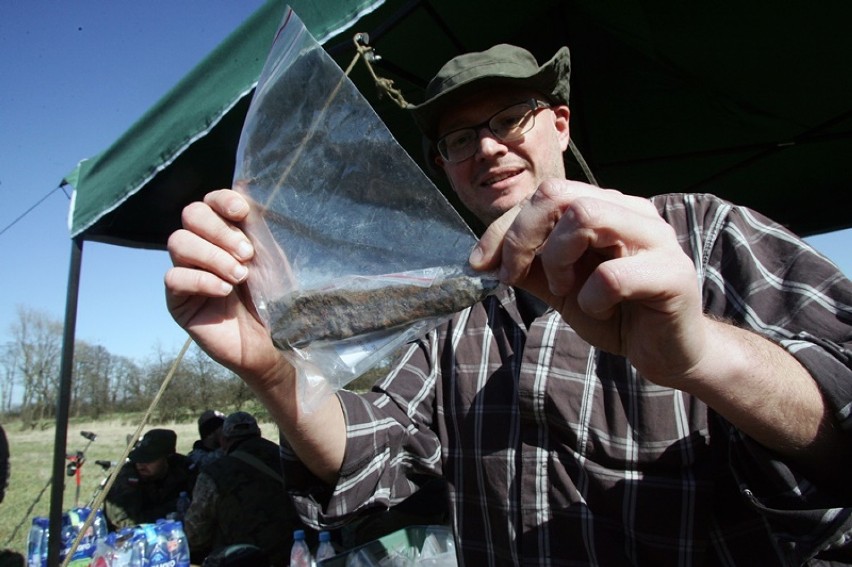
[283,193,852,566]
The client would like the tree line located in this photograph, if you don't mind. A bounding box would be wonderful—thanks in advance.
[0,306,382,428]
[0,306,255,427]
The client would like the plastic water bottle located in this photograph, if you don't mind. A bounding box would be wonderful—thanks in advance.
[26,517,49,567]
[59,523,78,563]
[128,531,147,567]
[166,519,192,566]
[176,490,191,519]
[315,531,335,562]
[289,529,313,567]
[91,509,109,541]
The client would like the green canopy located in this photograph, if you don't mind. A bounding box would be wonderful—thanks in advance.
[66,0,852,244]
[66,0,385,246]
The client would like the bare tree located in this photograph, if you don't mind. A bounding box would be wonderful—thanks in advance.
[133,343,246,423]
[224,374,254,410]
[183,344,236,411]
[0,306,272,423]
[72,342,114,418]
[1,305,262,422]
[9,306,62,428]
[0,342,18,414]
[111,355,145,411]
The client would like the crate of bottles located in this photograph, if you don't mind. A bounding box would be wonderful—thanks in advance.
[319,525,456,566]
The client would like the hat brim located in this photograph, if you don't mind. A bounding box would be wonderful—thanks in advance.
[129,446,166,464]
[410,46,570,141]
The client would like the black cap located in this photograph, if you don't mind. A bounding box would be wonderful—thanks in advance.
[129,429,177,464]
[222,412,261,440]
[198,409,225,439]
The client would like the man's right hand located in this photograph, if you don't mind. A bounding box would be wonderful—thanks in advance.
[165,189,347,483]
[165,189,283,382]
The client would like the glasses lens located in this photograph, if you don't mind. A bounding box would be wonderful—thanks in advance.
[490,103,536,141]
[438,129,477,162]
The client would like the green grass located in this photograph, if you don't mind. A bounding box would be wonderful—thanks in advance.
[0,416,279,558]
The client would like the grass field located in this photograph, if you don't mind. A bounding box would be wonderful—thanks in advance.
[0,415,279,559]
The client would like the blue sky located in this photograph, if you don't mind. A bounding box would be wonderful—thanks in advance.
[0,2,265,361]
[0,2,850,364]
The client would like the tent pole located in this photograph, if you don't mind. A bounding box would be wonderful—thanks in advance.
[47,236,84,567]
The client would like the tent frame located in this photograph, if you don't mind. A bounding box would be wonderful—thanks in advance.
[48,238,83,566]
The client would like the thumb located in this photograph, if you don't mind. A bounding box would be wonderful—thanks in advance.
[468,206,522,272]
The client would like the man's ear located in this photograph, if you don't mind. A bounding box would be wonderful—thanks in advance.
[553,105,571,151]
[421,135,447,179]
[434,154,446,173]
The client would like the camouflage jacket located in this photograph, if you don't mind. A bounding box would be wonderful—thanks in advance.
[183,436,301,567]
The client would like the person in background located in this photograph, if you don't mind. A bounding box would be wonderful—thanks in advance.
[183,411,302,567]
[104,428,196,530]
[0,423,25,567]
[188,409,226,471]
[164,43,852,564]
[0,423,8,505]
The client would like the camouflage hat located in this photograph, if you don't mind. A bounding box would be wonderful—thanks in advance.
[222,411,261,440]
[129,429,176,464]
[410,44,571,140]
[198,409,225,438]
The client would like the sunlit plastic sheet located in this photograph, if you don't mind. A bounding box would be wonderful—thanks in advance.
[233,8,497,408]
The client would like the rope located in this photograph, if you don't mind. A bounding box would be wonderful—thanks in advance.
[59,336,194,567]
[260,33,410,215]
[350,33,412,109]
[4,477,53,546]
[568,139,599,187]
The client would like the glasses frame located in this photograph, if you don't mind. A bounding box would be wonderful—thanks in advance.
[436,98,551,163]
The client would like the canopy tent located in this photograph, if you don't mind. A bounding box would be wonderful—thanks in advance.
[51,0,852,562]
[66,0,852,243]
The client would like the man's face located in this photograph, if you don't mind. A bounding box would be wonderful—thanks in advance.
[203,427,223,449]
[435,88,570,226]
[134,457,168,480]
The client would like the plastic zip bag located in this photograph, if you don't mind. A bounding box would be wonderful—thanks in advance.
[232,8,498,409]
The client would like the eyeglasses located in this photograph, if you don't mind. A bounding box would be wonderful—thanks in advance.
[436,98,551,163]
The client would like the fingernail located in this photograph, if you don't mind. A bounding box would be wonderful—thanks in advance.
[227,199,247,216]
[468,245,483,266]
[236,240,253,260]
[233,264,248,282]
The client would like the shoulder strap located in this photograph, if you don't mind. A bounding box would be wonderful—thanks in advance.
[229,450,284,486]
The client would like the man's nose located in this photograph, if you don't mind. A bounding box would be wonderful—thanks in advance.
[473,127,506,157]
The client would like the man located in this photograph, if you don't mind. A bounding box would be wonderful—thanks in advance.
[183,411,301,567]
[188,409,226,471]
[164,44,852,564]
[104,428,195,530]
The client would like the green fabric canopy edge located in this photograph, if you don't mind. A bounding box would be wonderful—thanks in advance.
[65,0,386,239]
